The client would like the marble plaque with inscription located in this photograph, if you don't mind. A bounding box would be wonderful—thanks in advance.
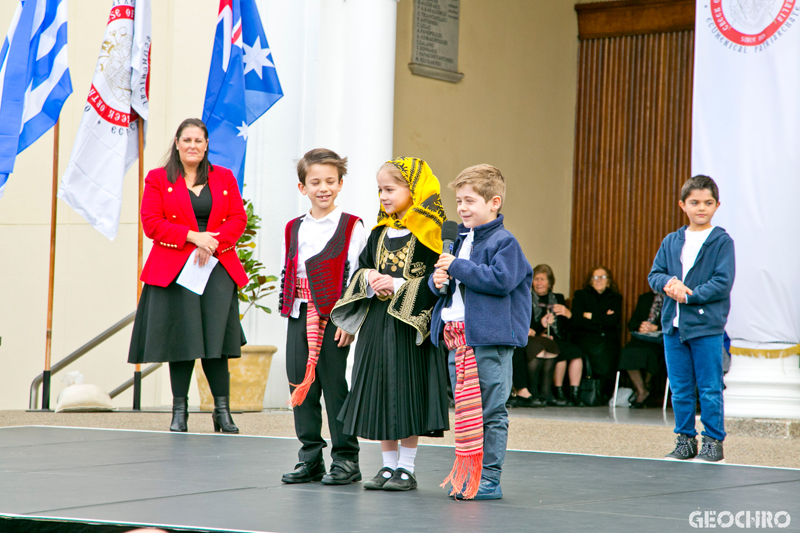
[410,0,464,83]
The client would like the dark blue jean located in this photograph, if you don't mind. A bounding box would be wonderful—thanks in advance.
[664,332,726,441]
[448,345,514,484]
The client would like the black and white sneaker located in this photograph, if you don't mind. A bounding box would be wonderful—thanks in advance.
[695,436,725,463]
[665,434,698,461]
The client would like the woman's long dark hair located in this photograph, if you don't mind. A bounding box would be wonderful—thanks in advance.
[582,264,620,294]
[163,118,213,185]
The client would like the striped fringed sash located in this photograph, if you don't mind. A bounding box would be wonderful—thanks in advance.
[289,277,328,407]
[441,321,483,500]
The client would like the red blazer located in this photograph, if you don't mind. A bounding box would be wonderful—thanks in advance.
[140,165,249,288]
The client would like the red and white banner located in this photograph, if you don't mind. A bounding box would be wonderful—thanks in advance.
[58,0,151,240]
[692,0,800,354]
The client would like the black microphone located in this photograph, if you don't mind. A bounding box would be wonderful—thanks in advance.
[439,220,459,296]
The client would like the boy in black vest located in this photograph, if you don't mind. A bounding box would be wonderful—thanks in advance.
[280,149,365,485]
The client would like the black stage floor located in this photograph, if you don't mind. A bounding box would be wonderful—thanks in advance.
[1,426,799,532]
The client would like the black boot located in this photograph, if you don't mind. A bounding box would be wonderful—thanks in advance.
[212,396,239,434]
[570,386,581,407]
[170,397,189,432]
[548,386,568,407]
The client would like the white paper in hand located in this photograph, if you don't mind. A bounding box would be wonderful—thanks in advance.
[176,249,219,295]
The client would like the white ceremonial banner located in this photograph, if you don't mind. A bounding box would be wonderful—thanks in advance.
[692,0,800,417]
[58,0,151,240]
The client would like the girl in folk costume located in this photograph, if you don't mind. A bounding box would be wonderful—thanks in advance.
[331,157,450,491]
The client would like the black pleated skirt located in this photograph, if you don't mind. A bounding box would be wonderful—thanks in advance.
[338,298,449,441]
[128,263,245,364]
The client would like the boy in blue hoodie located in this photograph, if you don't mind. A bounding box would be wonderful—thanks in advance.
[430,164,532,500]
[649,175,735,463]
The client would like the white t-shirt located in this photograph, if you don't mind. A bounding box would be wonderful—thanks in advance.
[441,230,474,323]
[673,226,714,327]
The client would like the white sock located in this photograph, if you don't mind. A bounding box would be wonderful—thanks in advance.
[397,445,417,478]
[382,450,398,477]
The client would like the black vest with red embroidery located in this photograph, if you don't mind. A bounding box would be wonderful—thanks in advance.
[280,213,361,318]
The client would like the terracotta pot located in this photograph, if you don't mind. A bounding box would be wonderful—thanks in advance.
[195,345,276,412]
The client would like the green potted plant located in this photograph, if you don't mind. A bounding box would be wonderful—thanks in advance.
[196,198,279,412]
[237,198,279,318]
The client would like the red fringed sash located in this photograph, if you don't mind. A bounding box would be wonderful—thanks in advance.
[289,277,328,407]
[442,321,483,499]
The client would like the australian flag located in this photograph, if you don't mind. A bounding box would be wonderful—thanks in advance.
[202,0,283,192]
[0,0,72,199]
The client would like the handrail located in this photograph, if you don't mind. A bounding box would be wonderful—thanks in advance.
[109,363,161,399]
[29,311,136,409]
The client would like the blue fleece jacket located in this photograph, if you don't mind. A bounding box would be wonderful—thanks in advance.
[428,215,533,348]
[648,225,735,342]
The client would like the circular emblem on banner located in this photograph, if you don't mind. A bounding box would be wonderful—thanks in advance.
[711,0,797,46]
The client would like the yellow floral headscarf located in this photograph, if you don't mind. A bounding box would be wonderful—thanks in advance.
[375,157,446,253]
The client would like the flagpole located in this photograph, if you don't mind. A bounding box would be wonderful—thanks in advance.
[41,120,61,411]
[133,115,144,411]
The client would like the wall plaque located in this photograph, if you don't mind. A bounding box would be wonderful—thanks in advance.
[409,0,464,83]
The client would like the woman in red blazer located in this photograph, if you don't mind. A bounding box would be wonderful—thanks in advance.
[128,118,248,434]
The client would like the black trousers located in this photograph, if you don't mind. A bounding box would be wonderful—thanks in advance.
[287,304,360,464]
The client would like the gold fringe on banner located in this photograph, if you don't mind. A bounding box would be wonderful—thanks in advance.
[730,344,800,359]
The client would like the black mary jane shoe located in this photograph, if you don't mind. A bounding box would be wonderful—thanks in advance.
[169,397,189,432]
[382,468,418,491]
[363,467,395,490]
[321,460,362,485]
[212,396,239,434]
[281,461,326,484]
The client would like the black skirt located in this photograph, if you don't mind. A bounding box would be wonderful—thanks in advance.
[618,338,664,375]
[338,298,449,441]
[526,336,560,360]
[554,338,584,363]
[128,263,245,364]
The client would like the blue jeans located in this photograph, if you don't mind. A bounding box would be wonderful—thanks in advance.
[664,332,726,441]
[448,345,514,484]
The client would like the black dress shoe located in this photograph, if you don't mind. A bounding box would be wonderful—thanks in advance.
[516,395,547,408]
[545,395,569,407]
[169,397,189,432]
[363,467,395,490]
[383,468,417,491]
[212,396,239,434]
[321,460,362,485]
[281,461,326,484]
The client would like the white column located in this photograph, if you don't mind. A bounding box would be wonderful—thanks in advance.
[337,0,399,223]
[246,0,398,408]
[724,355,800,419]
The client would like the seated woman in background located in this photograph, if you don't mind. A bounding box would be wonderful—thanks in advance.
[619,290,665,408]
[570,266,623,398]
[510,265,583,407]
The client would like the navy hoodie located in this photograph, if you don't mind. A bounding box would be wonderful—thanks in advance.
[428,215,533,348]
[648,226,735,342]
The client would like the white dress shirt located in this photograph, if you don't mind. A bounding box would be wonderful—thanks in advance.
[441,229,474,323]
[281,207,367,319]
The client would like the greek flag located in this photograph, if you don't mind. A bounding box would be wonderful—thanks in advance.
[202,0,283,192]
[0,0,72,199]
